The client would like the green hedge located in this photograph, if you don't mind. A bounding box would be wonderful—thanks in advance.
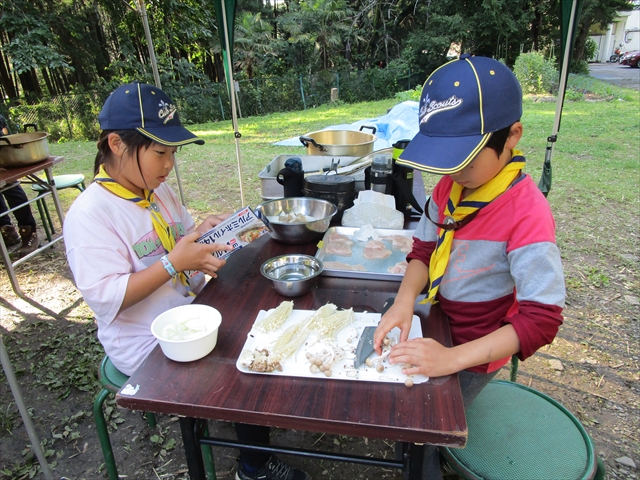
[7,67,427,142]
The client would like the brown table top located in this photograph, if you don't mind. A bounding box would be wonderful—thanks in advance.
[116,232,467,447]
[0,156,63,186]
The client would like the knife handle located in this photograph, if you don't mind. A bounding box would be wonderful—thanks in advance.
[381,297,395,316]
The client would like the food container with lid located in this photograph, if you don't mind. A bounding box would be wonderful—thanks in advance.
[304,174,356,222]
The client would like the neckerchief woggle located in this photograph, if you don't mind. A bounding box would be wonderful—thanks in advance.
[95,164,194,295]
[422,150,526,305]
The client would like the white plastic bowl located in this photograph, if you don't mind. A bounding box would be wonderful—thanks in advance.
[151,304,222,362]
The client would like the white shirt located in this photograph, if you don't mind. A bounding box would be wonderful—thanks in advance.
[64,181,205,375]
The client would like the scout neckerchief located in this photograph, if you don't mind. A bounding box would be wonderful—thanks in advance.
[422,150,526,305]
[95,164,194,295]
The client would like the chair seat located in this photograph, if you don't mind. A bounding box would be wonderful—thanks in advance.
[441,380,598,480]
[31,174,85,192]
[100,356,130,393]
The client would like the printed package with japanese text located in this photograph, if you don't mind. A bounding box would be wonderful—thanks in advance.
[196,206,268,259]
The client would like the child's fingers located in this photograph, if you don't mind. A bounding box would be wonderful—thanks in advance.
[373,325,392,354]
[202,242,234,254]
[181,231,201,242]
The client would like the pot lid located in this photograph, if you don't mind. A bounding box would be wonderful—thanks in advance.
[305,174,355,192]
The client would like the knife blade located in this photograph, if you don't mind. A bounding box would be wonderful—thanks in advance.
[354,297,395,368]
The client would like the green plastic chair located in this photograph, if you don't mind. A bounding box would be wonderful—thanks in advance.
[440,357,605,480]
[31,174,85,241]
[93,355,217,480]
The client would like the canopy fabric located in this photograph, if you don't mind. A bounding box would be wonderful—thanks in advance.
[213,0,237,97]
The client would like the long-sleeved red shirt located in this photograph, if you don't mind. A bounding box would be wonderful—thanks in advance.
[407,173,565,373]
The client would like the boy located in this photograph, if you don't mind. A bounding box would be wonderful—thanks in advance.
[373,54,565,478]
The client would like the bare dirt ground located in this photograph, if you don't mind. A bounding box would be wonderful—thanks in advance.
[0,216,638,480]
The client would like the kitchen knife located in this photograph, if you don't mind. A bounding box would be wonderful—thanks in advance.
[354,297,395,368]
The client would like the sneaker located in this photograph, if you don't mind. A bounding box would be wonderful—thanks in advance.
[1,225,21,247]
[236,455,311,480]
[17,226,39,257]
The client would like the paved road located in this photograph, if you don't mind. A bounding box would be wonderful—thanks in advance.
[588,62,640,90]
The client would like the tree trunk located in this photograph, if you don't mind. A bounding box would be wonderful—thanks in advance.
[0,50,18,99]
[573,15,594,61]
[19,69,43,101]
[42,68,57,96]
[89,1,112,81]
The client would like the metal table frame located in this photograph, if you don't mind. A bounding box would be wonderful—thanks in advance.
[0,156,65,309]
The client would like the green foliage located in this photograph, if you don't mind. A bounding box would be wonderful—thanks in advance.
[584,38,599,62]
[570,59,590,75]
[395,85,422,102]
[8,67,427,141]
[514,52,558,94]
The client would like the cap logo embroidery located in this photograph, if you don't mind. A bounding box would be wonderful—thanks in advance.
[158,99,177,124]
[419,94,463,124]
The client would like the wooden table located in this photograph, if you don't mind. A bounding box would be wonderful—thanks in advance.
[116,233,467,479]
[0,156,65,300]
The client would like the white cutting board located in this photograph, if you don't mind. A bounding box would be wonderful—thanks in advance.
[236,308,429,385]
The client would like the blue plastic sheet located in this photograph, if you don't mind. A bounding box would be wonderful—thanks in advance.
[273,101,419,150]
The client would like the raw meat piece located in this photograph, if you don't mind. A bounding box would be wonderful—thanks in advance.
[327,233,354,246]
[381,235,414,253]
[324,261,367,271]
[325,232,355,256]
[363,239,392,260]
[326,242,353,256]
[387,261,408,274]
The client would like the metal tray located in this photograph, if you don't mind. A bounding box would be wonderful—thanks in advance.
[315,226,415,281]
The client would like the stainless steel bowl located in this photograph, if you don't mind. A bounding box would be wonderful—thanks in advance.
[255,197,337,245]
[260,254,323,297]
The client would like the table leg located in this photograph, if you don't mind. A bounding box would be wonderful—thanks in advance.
[406,442,425,480]
[179,417,207,480]
[43,167,65,225]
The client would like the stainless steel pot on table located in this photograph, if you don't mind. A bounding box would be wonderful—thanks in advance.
[0,130,50,168]
[299,126,376,157]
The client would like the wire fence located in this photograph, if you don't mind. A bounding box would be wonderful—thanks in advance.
[5,67,426,142]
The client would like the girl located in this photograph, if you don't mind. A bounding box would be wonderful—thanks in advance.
[64,83,310,480]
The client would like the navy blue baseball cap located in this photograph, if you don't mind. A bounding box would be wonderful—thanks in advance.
[397,54,522,174]
[98,83,204,146]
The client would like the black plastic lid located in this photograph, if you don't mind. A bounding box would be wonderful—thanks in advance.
[304,174,355,192]
[392,139,411,149]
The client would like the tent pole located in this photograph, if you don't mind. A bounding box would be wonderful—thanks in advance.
[553,0,578,138]
[220,0,246,207]
[1,336,54,480]
[137,0,188,208]
[540,0,578,196]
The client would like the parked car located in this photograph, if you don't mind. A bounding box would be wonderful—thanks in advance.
[619,50,640,67]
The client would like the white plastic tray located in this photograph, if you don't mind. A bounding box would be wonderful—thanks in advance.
[236,308,429,385]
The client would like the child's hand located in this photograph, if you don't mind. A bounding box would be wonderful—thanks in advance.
[388,338,458,377]
[168,231,233,278]
[373,301,414,355]
[196,213,232,235]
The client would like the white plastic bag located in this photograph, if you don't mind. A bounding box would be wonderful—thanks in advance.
[342,191,404,229]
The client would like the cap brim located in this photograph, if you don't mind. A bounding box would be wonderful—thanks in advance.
[397,131,491,174]
[137,126,204,146]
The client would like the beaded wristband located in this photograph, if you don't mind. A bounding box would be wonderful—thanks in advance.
[161,254,177,277]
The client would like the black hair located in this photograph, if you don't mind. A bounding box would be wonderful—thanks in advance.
[484,121,519,156]
[94,130,154,178]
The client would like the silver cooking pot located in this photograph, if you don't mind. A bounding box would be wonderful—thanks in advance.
[0,130,50,168]
[299,126,376,157]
